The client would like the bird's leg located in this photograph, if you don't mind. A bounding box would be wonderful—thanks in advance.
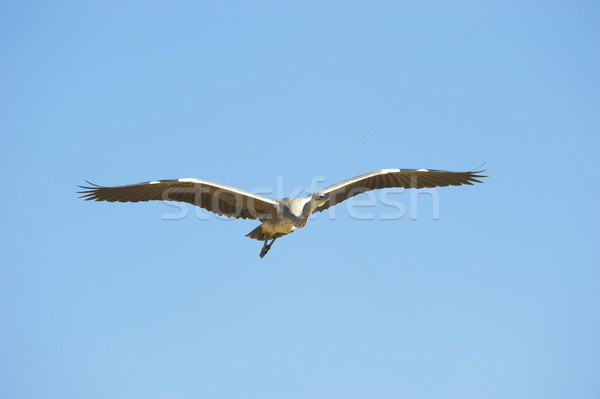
[259,240,269,258]
[259,238,277,258]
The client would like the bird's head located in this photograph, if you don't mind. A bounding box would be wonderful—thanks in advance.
[312,193,330,206]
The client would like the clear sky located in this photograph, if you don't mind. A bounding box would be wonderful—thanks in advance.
[1,1,599,398]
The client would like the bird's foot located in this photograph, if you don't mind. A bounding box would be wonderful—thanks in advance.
[259,239,275,258]
[260,242,269,258]
[259,246,268,258]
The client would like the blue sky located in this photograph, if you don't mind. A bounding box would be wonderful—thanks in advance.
[1,1,599,398]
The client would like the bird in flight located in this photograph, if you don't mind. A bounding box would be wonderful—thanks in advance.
[79,168,485,258]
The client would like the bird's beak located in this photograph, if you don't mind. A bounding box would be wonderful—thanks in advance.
[318,195,329,202]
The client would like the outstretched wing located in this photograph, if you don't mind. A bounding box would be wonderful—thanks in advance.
[78,178,278,221]
[314,168,486,213]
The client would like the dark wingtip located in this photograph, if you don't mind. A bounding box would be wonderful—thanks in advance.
[77,180,102,199]
[468,162,488,182]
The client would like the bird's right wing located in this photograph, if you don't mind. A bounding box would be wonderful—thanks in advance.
[313,168,486,213]
[78,178,278,221]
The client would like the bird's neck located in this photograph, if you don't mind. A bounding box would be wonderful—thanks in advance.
[302,197,320,217]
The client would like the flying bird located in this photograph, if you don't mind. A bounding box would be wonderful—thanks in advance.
[79,168,486,258]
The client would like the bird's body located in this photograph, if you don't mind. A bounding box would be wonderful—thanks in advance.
[79,168,486,257]
[243,195,330,256]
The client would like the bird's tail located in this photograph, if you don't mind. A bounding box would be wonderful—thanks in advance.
[246,224,270,241]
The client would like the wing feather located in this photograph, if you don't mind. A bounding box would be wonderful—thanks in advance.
[78,178,278,221]
[314,169,486,212]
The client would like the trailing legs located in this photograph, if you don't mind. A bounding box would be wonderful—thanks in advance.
[259,238,277,258]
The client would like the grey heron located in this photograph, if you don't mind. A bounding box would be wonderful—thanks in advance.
[79,168,485,258]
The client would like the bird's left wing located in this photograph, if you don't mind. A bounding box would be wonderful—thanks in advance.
[78,178,278,221]
[313,168,486,213]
